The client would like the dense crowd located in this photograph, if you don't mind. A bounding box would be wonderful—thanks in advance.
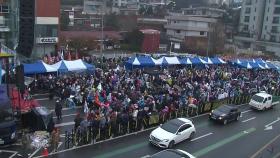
[31,57,280,140]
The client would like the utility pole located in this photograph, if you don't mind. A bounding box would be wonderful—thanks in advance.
[206,23,211,57]
[100,3,104,55]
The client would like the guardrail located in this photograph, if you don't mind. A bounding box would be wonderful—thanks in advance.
[63,89,280,149]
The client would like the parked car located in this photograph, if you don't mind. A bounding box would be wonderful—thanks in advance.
[249,92,280,110]
[149,118,196,148]
[142,149,195,158]
[209,104,241,125]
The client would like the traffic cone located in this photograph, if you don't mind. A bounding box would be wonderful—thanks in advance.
[42,147,49,157]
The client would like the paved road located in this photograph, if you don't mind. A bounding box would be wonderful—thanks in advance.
[24,103,280,158]
[0,93,81,158]
[2,93,280,158]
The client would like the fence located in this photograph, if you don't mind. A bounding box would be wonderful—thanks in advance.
[64,88,280,149]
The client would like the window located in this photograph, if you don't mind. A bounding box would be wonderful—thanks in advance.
[243,25,249,31]
[255,8,256,12]
[254,16,256,20]
[273,17,280,24]
[276,0,280,5]
[274,7,280,14]
[244,16,250,22]
[0,5,9,13]
[265,25,267,30]
[36,25,58,37]
[178,124,192,132]
[200,31,205,35]
[268,97,272,100]
[271,26,278,33]
[245,0,252,5]
[270,35,276,42]
[245,7,251,14]
[176,30,181,33]
[267,16,269,21]
[268,7,270,12]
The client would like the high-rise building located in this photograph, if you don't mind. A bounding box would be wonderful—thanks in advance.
[32,0,60,58]
[234,0,280,56]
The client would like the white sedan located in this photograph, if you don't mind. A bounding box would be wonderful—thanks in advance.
[149,118,196,148]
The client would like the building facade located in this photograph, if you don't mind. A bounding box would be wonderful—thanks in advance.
[234,0,280,56]
[165,7,225,53]
[32,0,60,58]
[83,0,107,15]
[0,0,18,50]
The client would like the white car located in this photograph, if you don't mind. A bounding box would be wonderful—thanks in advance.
[149,118,196,148]
[142,149,196,158]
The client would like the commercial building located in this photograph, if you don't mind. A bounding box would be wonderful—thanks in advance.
[234,0,280,56]
[32,0,60,58]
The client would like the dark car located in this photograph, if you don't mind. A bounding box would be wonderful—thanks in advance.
[142,149,195,158]
[209,104,241,125]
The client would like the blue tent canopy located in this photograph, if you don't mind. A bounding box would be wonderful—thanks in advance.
[83,61,95,71]
[211,57,227,64]
[23,62,47,75]
[178,57,192,65]
[137,56,155,67]
[190,57,207,64]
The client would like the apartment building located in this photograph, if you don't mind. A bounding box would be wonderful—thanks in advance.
[234,0,280,56]
[165,7,225,53]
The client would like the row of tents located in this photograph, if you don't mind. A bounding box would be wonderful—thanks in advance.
[23,59,95,75]
[125,56,279,70]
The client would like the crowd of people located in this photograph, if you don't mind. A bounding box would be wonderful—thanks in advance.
[31,56,280,142]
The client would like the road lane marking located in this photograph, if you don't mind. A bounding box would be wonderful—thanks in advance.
[250,133,280,158]
[32,93,49,96]
[242,117,256,123]
[55,121,74,127]
[28,147,41,158]
[191,132,213,142]
[50,106,82,112]
[9,152,18,158]
[53,113,77,119]
[36,97,58,101]
[0,150,17,153]
[265,117,280,128]
[32,112,218,158]
[241,110,252,114]
[193,128,256,157]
